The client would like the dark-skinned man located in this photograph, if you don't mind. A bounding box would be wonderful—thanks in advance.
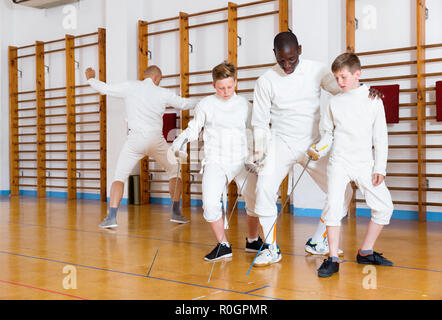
[250,31,382,267]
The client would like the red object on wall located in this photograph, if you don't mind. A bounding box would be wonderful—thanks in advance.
[370,84,400,123]
[163,113,177,142]
[436,81,442,122]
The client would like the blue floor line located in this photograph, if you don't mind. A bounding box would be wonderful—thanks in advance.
[4,219,442,274]
[244,285,271,294]
[1,219,309,258]
[0,250,280,300]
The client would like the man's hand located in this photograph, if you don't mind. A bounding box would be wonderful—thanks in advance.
[372,173,385,186]
[85,68,96,80]
[368,87,384,100]
[245,153,263,174]
[252,150,266,166]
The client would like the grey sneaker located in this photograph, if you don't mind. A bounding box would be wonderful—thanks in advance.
[99,216,118,229]
[170,214,190,224]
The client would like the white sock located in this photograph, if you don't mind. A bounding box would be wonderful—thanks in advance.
[221,241,230,247]
[311,218,327,244]
[259,215,277,245]
[247,237,259,243]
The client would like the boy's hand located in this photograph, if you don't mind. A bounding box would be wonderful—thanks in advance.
[368,87,384,100]
[307,147,320,161]
[307,143,330,161]
[85,68,96,80]
[167,146,187,164]
[245,157,260,174]
[372,173,385,186]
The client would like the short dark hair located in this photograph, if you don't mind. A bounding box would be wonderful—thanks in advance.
[212,61,236,82]
[331,53,361,73]
[274,31,299,51]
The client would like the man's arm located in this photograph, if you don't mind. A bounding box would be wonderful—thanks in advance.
[85,67,130,98]
[372,100,389,178]
[308,104,334,160]
[245,101,254,160]
[164,89,199,111]
[251,77,272,130]
[251,77,272,163]
[172,103,206,152]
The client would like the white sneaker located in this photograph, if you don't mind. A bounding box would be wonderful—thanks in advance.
[253,244,282,267]
[304,238,344,256]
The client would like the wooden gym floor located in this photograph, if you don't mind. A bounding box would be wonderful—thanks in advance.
[0,195,441,300]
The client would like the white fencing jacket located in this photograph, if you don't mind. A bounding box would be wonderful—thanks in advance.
[88,78,197,136]
[318,84,389,176]
[251,59,341,153]
[174,93,253,167]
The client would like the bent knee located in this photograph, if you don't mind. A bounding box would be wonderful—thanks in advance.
[203,205,222,222]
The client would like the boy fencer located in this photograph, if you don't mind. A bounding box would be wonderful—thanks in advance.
[171,61,263,261]
[85,65,198,228]
[250,31,382,267]
[308,53,394,278]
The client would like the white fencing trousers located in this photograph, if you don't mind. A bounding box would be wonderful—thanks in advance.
[202,163,258,223]
[113,131,178,183]
[254,135,353,218]
[322,162,394,227]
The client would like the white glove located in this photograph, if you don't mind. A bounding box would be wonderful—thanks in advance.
[172,135,187,152]
[307,145,320,161]
[169,136,189,163]
[253,127,270,166]
[167,146,187,164]
[245,155,260,174]
[307,143,330,161]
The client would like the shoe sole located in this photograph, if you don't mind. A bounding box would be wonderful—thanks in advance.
[304,247,327,255]
[204,253,232,261]
[253,255,282,268]
[99,224,118,229]
[304,247,345,256]
[245,248,261,253]
[318,271,338,278]
[170,219,190,224]
[356,260,393,266]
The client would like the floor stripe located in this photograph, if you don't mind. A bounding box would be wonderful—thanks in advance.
[0,250,281,300]
[244,285,270,294]
[0,279,88,300]
[2,220,308,257]
[3,220,441,275]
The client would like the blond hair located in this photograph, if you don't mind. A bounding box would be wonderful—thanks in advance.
[212,61,236,82]
[331,53,361,74]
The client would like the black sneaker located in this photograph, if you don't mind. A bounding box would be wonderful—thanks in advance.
[317,257,340,278]
[356,250,393,266]
[245,237,269,252]
[204,243,232,261]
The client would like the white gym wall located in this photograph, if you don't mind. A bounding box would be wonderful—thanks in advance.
[1,0,441,219]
